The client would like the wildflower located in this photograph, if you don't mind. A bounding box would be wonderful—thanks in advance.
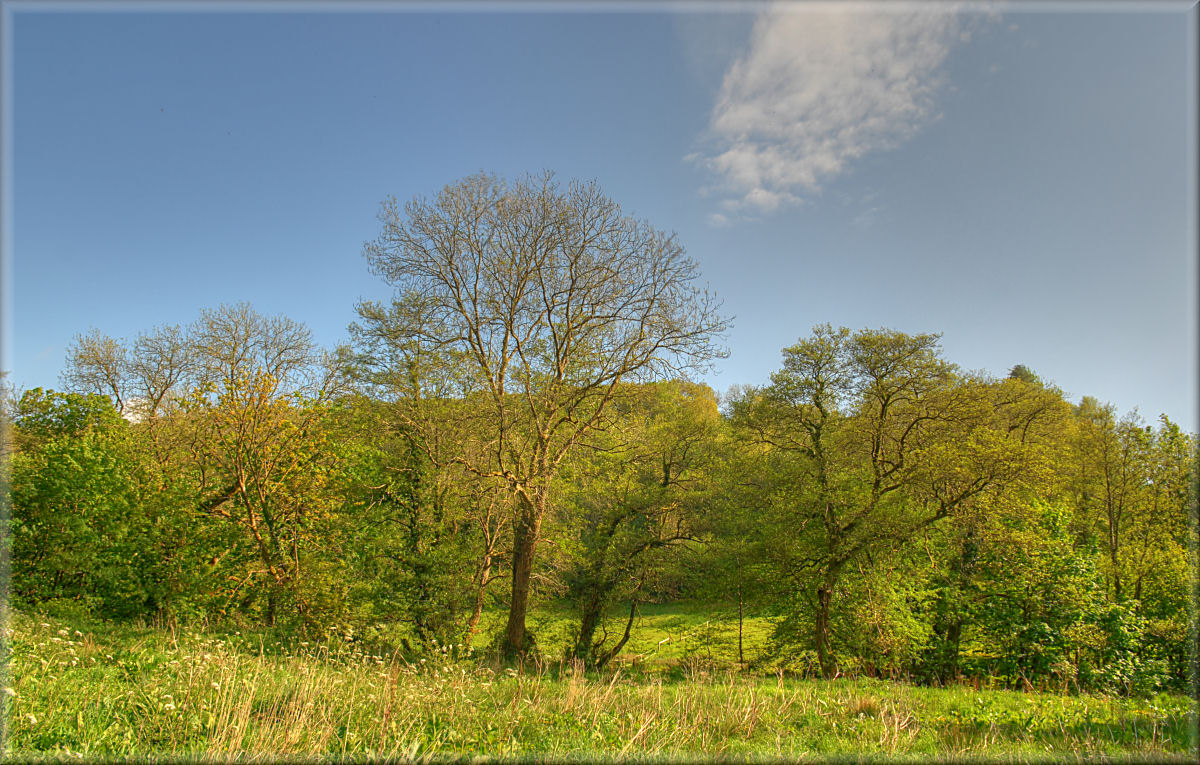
[26,714,37,724]
[2,687,15,698]
[211,682,220,690]
[40,623,50,628]
[73,630,83,636]
[164,703,176,711]
[58,629,69,636]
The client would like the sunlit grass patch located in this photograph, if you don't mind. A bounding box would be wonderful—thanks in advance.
[471,599,779,670]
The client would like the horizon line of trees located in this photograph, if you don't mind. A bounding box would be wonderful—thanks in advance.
[2,172,1196,698]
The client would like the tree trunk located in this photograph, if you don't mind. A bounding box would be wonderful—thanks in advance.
[944,619,963,683]
[1111,546,1122,602]
[815,572,837,678]
[465,559,492,640]
[573,590,604,663]
[503,502,542,658]
[737,578,745,669]
[594,599,638,670]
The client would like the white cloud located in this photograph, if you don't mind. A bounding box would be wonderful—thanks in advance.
[694,2,973,219]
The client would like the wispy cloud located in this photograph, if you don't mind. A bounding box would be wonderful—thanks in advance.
[693,2,976,220]
[852,205,884,228]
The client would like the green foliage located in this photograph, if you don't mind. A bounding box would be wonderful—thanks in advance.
[8,392,144,618]
[1087,603,1169,697]
[12,387,124,446]
[322,398,500,651]
[951,500,1105,688]
[556,381,722,666]
[1007,364,1041,386]
[12,303,1197,724]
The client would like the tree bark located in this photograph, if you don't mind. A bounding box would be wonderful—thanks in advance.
[595,598,638,670]
[814,567,841,678]
[465,558,492,640]
[503,500,542,658]
[943,619,963,683]
[573,590,604,663]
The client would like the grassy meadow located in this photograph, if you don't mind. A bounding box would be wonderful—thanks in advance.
[2,607,1196,761]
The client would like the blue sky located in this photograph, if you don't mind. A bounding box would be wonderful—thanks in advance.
[6,2,1197,429]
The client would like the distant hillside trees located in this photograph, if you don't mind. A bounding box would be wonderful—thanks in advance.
[8,311,1194,695]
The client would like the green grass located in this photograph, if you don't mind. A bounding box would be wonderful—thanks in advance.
[3,609,1196,761]
[471,600,779,668]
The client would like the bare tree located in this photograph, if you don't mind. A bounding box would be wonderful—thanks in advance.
[127,324,196,421]
[66,324,197,422]
[359,172,729,656]
[192,302,316,393]
[64,330,128,414]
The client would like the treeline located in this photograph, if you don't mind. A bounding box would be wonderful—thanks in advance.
[3,174,1196,698]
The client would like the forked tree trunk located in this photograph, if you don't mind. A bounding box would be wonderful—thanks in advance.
[593,599,638,670]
